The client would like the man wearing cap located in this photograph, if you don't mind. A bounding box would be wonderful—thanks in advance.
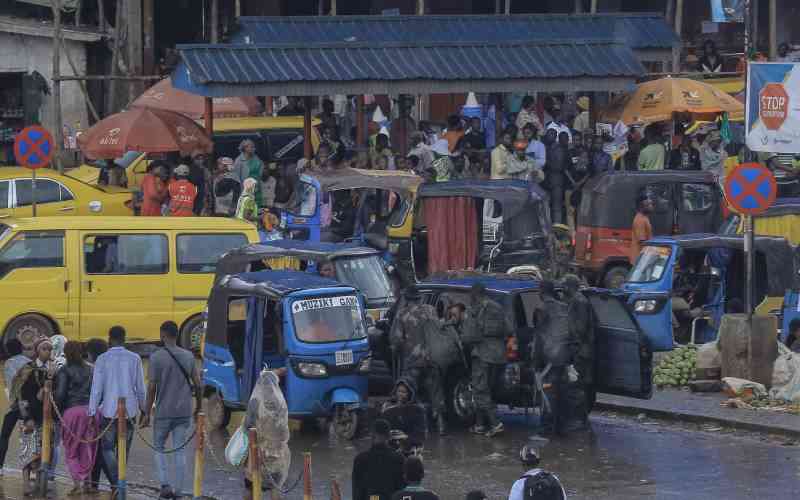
[211,156,241,217]
[168,164,198,217]
[504,140,544,183]
[573,96,591,135]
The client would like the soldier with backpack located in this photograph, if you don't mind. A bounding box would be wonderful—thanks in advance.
[507,445,566,500]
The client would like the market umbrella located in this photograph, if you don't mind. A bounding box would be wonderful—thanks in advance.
[131,78,262,119]
[599,77,744,125]
[77,107,213,159]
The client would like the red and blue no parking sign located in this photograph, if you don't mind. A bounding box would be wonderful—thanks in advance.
[13,125,54,170]
[724,162,777,216]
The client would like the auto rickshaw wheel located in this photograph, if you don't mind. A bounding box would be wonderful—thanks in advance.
[205,391,231,430]
[180,315,205,354]
[603,265,630,289]
[450,379,477,425]
[330,406,359,440]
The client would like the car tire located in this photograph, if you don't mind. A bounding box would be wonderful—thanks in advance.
[603,266,630,289]
[4,314,54,353]
[180,315,204,354]
[205,391,231,430]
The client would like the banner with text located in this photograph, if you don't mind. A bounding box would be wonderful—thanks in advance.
[746,62,800,154]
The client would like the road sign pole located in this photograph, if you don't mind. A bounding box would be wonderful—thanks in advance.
[744,214,755,320]
[31,168,37,217]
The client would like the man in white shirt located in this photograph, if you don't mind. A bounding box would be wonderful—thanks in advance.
[88,326,146,497]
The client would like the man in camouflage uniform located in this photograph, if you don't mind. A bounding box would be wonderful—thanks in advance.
[532,280,576,436]
[390,288,444,436]
[562,274,594,422]
[464,283,508,437]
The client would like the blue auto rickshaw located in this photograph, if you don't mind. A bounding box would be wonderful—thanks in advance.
[624,234,796,351]
[202,270,371,438]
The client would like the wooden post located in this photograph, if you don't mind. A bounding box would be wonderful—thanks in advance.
[117,399,128,500]
[665,0,674,25]
[211,0,219,42]
[266,97,274,116]
[769,0,777,60]
[331,0,337,15]
[303,97,313,160]
[51,0,64,173]
[753,0,759,54]
[37,381,52,495]
[97,0,106,32]
[303,452,312,500]
[143,0,155,75]
[505,0,511,15]
[193,413,206,499]
[417,0,425,15]
[356,95,365,148]
[127,0,144,103]
[60,39,100,122]
[107,0,123,114]
[674,0,684,71]
[495,0,501,14]
[590,0,598,14]
[235,0,241,18]
[249,428,261,500]
[204,97,214,134]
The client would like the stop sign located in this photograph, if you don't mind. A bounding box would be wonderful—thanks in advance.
[759,83,790,130]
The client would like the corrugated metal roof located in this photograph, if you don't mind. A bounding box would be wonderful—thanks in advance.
[232,14,678,50]
[174,40,644,96]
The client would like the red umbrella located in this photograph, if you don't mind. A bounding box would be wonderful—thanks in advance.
[131,78,262,119]
[77,107,213,159]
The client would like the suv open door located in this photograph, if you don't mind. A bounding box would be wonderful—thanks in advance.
[586,290,653,399]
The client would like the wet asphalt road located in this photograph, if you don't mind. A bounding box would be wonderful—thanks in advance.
[4,406,797,500]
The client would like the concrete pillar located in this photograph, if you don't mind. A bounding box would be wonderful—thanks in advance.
[719,314,779,388]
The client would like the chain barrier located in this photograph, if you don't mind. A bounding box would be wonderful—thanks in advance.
[199,423,303,494]
[133,422,197,455]
[48,392,115,445]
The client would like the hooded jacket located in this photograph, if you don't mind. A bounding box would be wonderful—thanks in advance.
[380,379,427,447]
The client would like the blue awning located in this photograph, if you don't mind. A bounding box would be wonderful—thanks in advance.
[173,39,644,97]
[231,14,678,55]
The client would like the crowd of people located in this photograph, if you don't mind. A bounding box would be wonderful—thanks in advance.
[0,323,198,498]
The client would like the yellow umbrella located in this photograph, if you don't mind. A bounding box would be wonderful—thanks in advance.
[600,77,744,125]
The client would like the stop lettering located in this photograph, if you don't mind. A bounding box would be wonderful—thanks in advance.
[759,83,789,131]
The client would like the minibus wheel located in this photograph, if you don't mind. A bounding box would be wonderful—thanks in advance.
[205,391,231,430]
[180,316,205,353]
[4,314,54,350]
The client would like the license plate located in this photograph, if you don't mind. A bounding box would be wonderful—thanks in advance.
[335,350,354,366]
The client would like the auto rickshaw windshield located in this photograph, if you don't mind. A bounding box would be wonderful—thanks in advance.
[334,256,393,302]
[291,294,367,343]
[628,246,672,283]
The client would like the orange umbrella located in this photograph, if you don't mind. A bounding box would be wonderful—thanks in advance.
[600,77,744,125]
[131,78,262,119]
[77,107,213,159]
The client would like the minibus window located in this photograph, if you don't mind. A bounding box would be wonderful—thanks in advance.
[84,234,168,274]
[177,233,248,273]
[0,181,9,208]
[0,231,64,278]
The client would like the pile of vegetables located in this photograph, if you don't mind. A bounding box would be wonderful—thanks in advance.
[653,346,697,388]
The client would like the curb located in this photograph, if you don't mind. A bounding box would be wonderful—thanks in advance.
[595,401,800,440]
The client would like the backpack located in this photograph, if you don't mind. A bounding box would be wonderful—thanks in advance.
[521,470,565,500]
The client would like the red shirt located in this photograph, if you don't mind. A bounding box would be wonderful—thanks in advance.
[141,174,167,216]
[168,179,198,217]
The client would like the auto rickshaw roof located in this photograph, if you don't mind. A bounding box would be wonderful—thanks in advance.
[753,197,800,218]
[417,179,546,220]
[219,269,352,298]
[215,242,380,283]
[584,170,718,195]
[416,273,540,294]
[645,233,798,293]
[311,167,422,196]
